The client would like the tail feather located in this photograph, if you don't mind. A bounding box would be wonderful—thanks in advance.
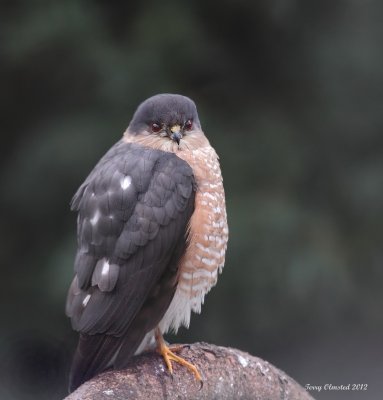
[69,334,122,392]
[69,327,150,393]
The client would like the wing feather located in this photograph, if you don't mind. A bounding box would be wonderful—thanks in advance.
[66,141,195,390]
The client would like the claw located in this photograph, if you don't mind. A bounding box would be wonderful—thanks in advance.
[155,328,202,381]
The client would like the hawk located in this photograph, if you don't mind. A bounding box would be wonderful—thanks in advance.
[66,94,228,392]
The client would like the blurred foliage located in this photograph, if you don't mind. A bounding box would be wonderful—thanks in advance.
[1,1,383,399]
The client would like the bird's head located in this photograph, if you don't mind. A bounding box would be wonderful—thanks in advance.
[124,94,207,152]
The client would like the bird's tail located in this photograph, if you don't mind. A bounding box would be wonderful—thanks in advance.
[69,333,122,393]
[69,326,150,393]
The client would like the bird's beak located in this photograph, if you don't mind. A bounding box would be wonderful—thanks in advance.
[169,124,182,145]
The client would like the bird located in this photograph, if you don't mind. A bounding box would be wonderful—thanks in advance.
[65,93,228,392]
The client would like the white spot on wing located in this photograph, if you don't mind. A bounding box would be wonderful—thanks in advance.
[82,294,91,307]
[101,260,110,276]
[90,210,100,226]
[120,175,132,190]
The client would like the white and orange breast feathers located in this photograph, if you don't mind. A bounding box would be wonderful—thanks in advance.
[123,129,228,335]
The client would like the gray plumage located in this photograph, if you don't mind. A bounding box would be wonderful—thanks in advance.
[66,138,196,391]
[128,94,201,134]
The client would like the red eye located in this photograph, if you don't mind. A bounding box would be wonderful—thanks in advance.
[185,119,193,131]
[151,123,161,133]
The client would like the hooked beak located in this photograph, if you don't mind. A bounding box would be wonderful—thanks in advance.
[169,124,182,145]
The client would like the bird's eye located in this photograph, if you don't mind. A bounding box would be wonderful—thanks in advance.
[151,123,161,133]
[184,119,193,131]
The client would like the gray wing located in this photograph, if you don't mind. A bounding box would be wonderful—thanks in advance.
[66,141,195,390]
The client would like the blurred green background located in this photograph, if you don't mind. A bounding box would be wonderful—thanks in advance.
[1,1,382,399]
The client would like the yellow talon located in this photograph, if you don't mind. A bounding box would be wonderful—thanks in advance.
[155,328,202,381]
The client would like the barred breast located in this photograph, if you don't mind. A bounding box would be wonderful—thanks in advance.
[159,143,228,333]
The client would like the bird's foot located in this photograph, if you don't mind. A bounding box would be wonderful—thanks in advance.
[155,328,202,381]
